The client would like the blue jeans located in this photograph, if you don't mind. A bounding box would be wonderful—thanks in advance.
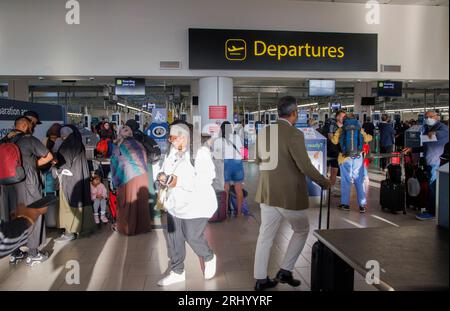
[426,164,440,215]
[340,156,367,206]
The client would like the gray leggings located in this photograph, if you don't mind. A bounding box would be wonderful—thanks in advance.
[93,199,107,215]
[166,214,214,274]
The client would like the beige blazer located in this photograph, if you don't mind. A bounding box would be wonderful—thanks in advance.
[255,119,329,211]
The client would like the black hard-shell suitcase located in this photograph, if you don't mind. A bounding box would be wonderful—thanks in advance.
[311,189,354,291]
[387,163,402,184]
[380,180,406,214]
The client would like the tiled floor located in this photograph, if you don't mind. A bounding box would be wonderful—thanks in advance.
[0,162,432,291]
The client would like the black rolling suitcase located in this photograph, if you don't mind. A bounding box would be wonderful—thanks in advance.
[311,189,354,291]
[380,163,406,214]
[380,180,406,214]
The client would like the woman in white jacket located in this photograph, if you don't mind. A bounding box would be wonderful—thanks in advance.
[157,123,217,286]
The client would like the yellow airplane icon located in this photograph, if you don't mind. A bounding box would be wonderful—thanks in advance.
[228,46,245,55]
[225,39,247,61]
[228,46,245,52]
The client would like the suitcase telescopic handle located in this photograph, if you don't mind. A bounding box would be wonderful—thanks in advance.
[318,187,331,231]
[326,188,331,230]
[318,189,323,230]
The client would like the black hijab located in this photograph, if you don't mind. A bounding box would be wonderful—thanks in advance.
[57,124,91,208]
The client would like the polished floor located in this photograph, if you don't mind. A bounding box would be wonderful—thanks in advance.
[0,162,432,291]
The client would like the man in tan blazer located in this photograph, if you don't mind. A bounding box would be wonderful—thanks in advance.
[254,96,331,291]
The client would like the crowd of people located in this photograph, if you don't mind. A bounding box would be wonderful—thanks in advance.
[321,110,449,220]
[0,109,246,283]
[0,101,448,291]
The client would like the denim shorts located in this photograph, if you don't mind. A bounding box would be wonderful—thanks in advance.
[224,159,245,183]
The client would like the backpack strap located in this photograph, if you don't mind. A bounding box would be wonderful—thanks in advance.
[339,128,345,154]
[225,137,240,155]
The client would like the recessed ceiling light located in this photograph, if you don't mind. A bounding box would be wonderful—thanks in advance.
[89,77,95,81]
[38,76,44,80]
[357,79,362,82]
[408,80,414,83]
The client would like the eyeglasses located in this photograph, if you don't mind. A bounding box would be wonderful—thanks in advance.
[168,135,179,143]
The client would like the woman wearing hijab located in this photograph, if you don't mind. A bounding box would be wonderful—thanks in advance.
[124,119,161,221]
[96,122,115,158]
[110,125,151,236]
[99,121,115,140]
[44,123,63,153]
[157,123,217,286]
[53,125,96,242]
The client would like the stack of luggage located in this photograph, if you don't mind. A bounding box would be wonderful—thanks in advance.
[404,155,430,211]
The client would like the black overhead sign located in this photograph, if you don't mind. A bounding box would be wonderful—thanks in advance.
[189,28,378,71]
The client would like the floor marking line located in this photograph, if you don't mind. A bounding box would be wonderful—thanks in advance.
[370,215,400,227]
[342,218,365,228]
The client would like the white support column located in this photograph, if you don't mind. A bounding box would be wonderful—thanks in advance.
[199,77,233,136]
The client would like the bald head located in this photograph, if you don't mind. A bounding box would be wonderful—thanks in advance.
[14,117,32,133]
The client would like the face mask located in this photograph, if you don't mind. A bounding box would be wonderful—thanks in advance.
[426,118,437,127]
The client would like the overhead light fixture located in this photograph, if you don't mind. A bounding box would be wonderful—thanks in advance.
[297,103,318,108]
[117,102,139,111]
[38,77,44,80]
[374,106,449,113]
[89,77,95,81]
[117,102,151,115]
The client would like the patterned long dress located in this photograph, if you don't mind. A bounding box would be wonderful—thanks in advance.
[110,138,151,235]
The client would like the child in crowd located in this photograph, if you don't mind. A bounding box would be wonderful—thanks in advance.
[90,174,108,224]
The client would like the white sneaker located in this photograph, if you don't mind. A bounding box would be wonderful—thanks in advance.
[204,254,217,280]
[94,214,100,224]
[100,214,109,223]
[157,271,185,286]
[54,232,76,243]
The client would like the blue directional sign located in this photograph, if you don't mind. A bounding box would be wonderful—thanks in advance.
[152,108,167,123]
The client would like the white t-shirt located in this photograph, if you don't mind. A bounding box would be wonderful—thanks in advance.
[212,134,243,160]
